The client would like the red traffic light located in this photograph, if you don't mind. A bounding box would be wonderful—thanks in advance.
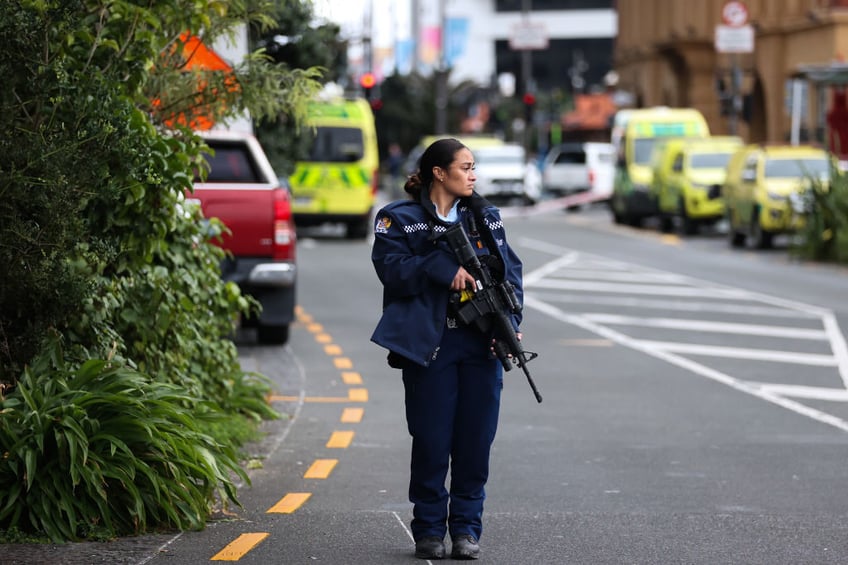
[360,72,376,89]
[522,92,536,106]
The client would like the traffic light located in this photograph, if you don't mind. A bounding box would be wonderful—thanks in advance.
[522,92,536,122]
[360,72,376,100]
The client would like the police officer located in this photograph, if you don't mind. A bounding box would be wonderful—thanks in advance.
[371,138,524,560]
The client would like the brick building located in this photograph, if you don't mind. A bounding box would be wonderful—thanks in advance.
[615,0,848,150]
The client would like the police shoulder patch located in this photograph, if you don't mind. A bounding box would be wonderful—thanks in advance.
[375,216,392,233]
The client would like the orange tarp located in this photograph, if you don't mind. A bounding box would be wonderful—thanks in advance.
[155,33,238,130]
[562,93,617,131]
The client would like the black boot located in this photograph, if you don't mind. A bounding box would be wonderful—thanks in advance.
[450,535,480,560]
[415,536,446,560]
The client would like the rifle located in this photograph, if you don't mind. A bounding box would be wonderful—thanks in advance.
[442,222,542,403]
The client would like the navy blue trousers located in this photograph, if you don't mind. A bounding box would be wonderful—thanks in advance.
[402,322,503,542]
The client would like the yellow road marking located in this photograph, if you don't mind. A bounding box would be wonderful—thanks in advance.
[305,459,337,479]
[268,391,369,403]
[316,333,333,343]
[267,492,311,514]
[348,388,369,401]
[341,407,364,423]
[210,533,269,561]
[327,430,354,448]
[307,323,324,333]
[660,234,681,246]
[334,357,353,369]
[324,344,342,356]
[341,372,362,384]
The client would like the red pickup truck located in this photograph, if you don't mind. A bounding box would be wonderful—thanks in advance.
[189,130,297,344]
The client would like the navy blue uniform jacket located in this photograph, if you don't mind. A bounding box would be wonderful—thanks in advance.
[371,194,524,367]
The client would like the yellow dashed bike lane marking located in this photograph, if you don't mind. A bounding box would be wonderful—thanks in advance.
[209,306,368,561]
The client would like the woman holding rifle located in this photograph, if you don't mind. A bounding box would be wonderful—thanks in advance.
[370,137,525,560]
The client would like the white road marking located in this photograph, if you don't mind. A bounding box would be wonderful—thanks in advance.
[531,278,753,299]
[525,295,848,433]
[519,239,848,432]
[632,340,837,366]
[583,314,828,340]
[532,293,820,319]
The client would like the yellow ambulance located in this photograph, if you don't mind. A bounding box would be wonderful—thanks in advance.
[289,97,379,239]
[610,107,710,226]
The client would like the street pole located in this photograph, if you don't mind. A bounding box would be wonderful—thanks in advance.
[521,0,533,152]
[435,0,448,134]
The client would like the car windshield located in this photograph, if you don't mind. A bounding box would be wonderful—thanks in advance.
[553,150,585,165]
[475,148,525,166]
[764,157,830,178]
[689,152,734,169]
[305,126,364,162]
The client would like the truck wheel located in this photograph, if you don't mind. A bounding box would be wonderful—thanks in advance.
[751,208,773,249]
[658,214,674,233]
[679,197,698,236]
[257,324,290,345]
[727,211,746,248]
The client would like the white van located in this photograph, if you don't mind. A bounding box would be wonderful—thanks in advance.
[541,142,617,200]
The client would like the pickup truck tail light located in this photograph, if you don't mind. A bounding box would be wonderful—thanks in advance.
[273,188,297,261]
[588,169,596,185]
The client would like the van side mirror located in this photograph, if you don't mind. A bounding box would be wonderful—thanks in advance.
[742,169,756,183]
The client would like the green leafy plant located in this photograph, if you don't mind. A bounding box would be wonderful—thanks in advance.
[0,340,247,541]
[792,167,848,263]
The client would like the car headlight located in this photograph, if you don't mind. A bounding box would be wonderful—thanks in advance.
[633,183,650,192]
[788,191,810,214]
[766,191,787,202]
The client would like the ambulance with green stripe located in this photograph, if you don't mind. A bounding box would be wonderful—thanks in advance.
[289,97,379,239]
[610,107,710,226]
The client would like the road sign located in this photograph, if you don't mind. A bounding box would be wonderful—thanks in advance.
[715,24,754,53]
[509,20,548,51]
[722,1,749,27]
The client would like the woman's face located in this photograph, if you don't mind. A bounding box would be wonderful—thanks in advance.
[436,148,476,197]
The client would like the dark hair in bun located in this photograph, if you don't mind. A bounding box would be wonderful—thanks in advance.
[403,138,467,199]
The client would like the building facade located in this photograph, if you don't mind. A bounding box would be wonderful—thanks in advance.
[615,0,848,146]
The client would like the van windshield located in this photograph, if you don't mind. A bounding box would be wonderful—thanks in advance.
[306,127,364,162]
[764,158,829,178]
[689,152,733,169]
[633,138,658,165]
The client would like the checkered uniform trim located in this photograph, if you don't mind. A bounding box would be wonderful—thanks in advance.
[485,218,503,231]
[402,222,429,234]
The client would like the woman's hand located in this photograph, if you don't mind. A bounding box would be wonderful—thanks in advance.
[451,266,477,291]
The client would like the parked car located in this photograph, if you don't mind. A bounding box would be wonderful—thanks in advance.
[541,142,616,199]
[472,142,541,205]
[723,144,832,249]
[650,136,743,234]
[190,130,297,344]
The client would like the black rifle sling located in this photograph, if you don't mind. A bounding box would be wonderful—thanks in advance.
[468,193,505,282]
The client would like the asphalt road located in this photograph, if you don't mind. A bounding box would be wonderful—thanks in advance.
[7,201,848,564]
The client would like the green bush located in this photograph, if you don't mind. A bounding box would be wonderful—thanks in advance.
[792,168,848,263]
[0,340,246,541]
[0,0,321,541]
